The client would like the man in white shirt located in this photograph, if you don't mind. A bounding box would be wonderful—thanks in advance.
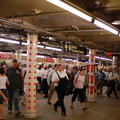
[52,64,68,116]
[107,67,119,99]
[47,64,58,104]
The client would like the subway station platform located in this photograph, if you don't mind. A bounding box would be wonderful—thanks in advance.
[4,92,120,120]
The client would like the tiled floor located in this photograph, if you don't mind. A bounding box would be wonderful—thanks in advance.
[4,92,120,120]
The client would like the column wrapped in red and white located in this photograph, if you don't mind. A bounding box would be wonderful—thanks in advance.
[87,49,96,102]
[24,34,38,118]
[113,56,118,68]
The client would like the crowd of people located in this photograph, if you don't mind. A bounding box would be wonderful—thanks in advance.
[0,59,120,119]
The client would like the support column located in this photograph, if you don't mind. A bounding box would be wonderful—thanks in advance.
[16,49,21,62]
[87,49,96,102]
[113,56,118,68]
[24,34,38,118]
[54,58,59,64]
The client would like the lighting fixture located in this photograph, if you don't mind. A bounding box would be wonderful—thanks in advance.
[0,38,20,44]
[94,20,118,35]
[46,0,93,22]
[16,53,45,58]
[45,46,62,51]
[22,42,44,48]
[86,54,112,61]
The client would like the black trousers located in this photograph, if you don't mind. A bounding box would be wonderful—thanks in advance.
[54,86,66,113]
[83,86,88,100]
[71,88,84,103]
[107,80,118,97]
[43,79,48,97]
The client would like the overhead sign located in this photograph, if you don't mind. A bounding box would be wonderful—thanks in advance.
[64,44,87,54]
[106,52,120,56]
[0,53,10,59]
[46,56,53,62]
[106,52,112,57]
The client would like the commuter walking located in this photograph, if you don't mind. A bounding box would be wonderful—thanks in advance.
[96,69,105,95]
[70,66,88,111]
[6,59,24,116]
[42,67,49,98]
[107,68,119,99]
[0,67,9,120]
[52,64,68,116]
[47,64,58,104]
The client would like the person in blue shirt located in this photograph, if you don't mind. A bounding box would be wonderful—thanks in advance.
[96,69,105,95]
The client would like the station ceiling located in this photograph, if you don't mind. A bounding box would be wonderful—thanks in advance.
[0,0,120,58]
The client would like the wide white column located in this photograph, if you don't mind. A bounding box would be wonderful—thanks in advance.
[16,49,21,62]
[113,56,118,68]
[54,58,59,64]
[24,34,38,118]
[87,49,96,102]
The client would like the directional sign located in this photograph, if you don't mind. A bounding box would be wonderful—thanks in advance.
[63,44,87,54]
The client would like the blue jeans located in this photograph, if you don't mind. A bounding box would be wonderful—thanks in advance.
[8,89,20,112]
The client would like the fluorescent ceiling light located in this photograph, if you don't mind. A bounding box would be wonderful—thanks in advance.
[22,42,27,45]
[0,38,20,44]
[62,58,72,61]
[46,0,92,22]
[37,45,44,48]
[22,42,44,48]
[37,55,45,58]
[45,46,62,51]
[16,53,45,58]
[94,20,118,35]
[112,20,120,25]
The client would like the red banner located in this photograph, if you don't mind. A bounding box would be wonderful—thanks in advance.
[0,53,10,59]
[46,56,53,62]
[106,52,112,57]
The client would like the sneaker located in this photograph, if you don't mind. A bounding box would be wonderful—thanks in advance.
[8,110,12,114]
[15,111,21,116]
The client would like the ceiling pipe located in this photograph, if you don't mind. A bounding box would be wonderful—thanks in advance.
[0,18,80,42]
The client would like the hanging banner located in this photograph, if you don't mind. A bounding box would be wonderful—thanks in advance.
[46,56,53,62]
[0,53,10,59]
[106,52,112,57]
[63,44,87,54]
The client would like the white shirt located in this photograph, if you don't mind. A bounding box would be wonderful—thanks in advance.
[36,69,42,77]
[42,70,49,79]
[0,75,8,89]
[52,71,68,86]
[108,72,119,81]
[22,68,27,84]
[75,74,85,89]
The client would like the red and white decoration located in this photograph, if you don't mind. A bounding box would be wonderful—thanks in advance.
[113,56,118,68]
[24,34,38,118]
[87,49,96,102]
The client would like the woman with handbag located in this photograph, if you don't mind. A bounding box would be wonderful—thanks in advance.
[70,66,88,111]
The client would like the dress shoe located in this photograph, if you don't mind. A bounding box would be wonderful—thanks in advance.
[54,105,57,112]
